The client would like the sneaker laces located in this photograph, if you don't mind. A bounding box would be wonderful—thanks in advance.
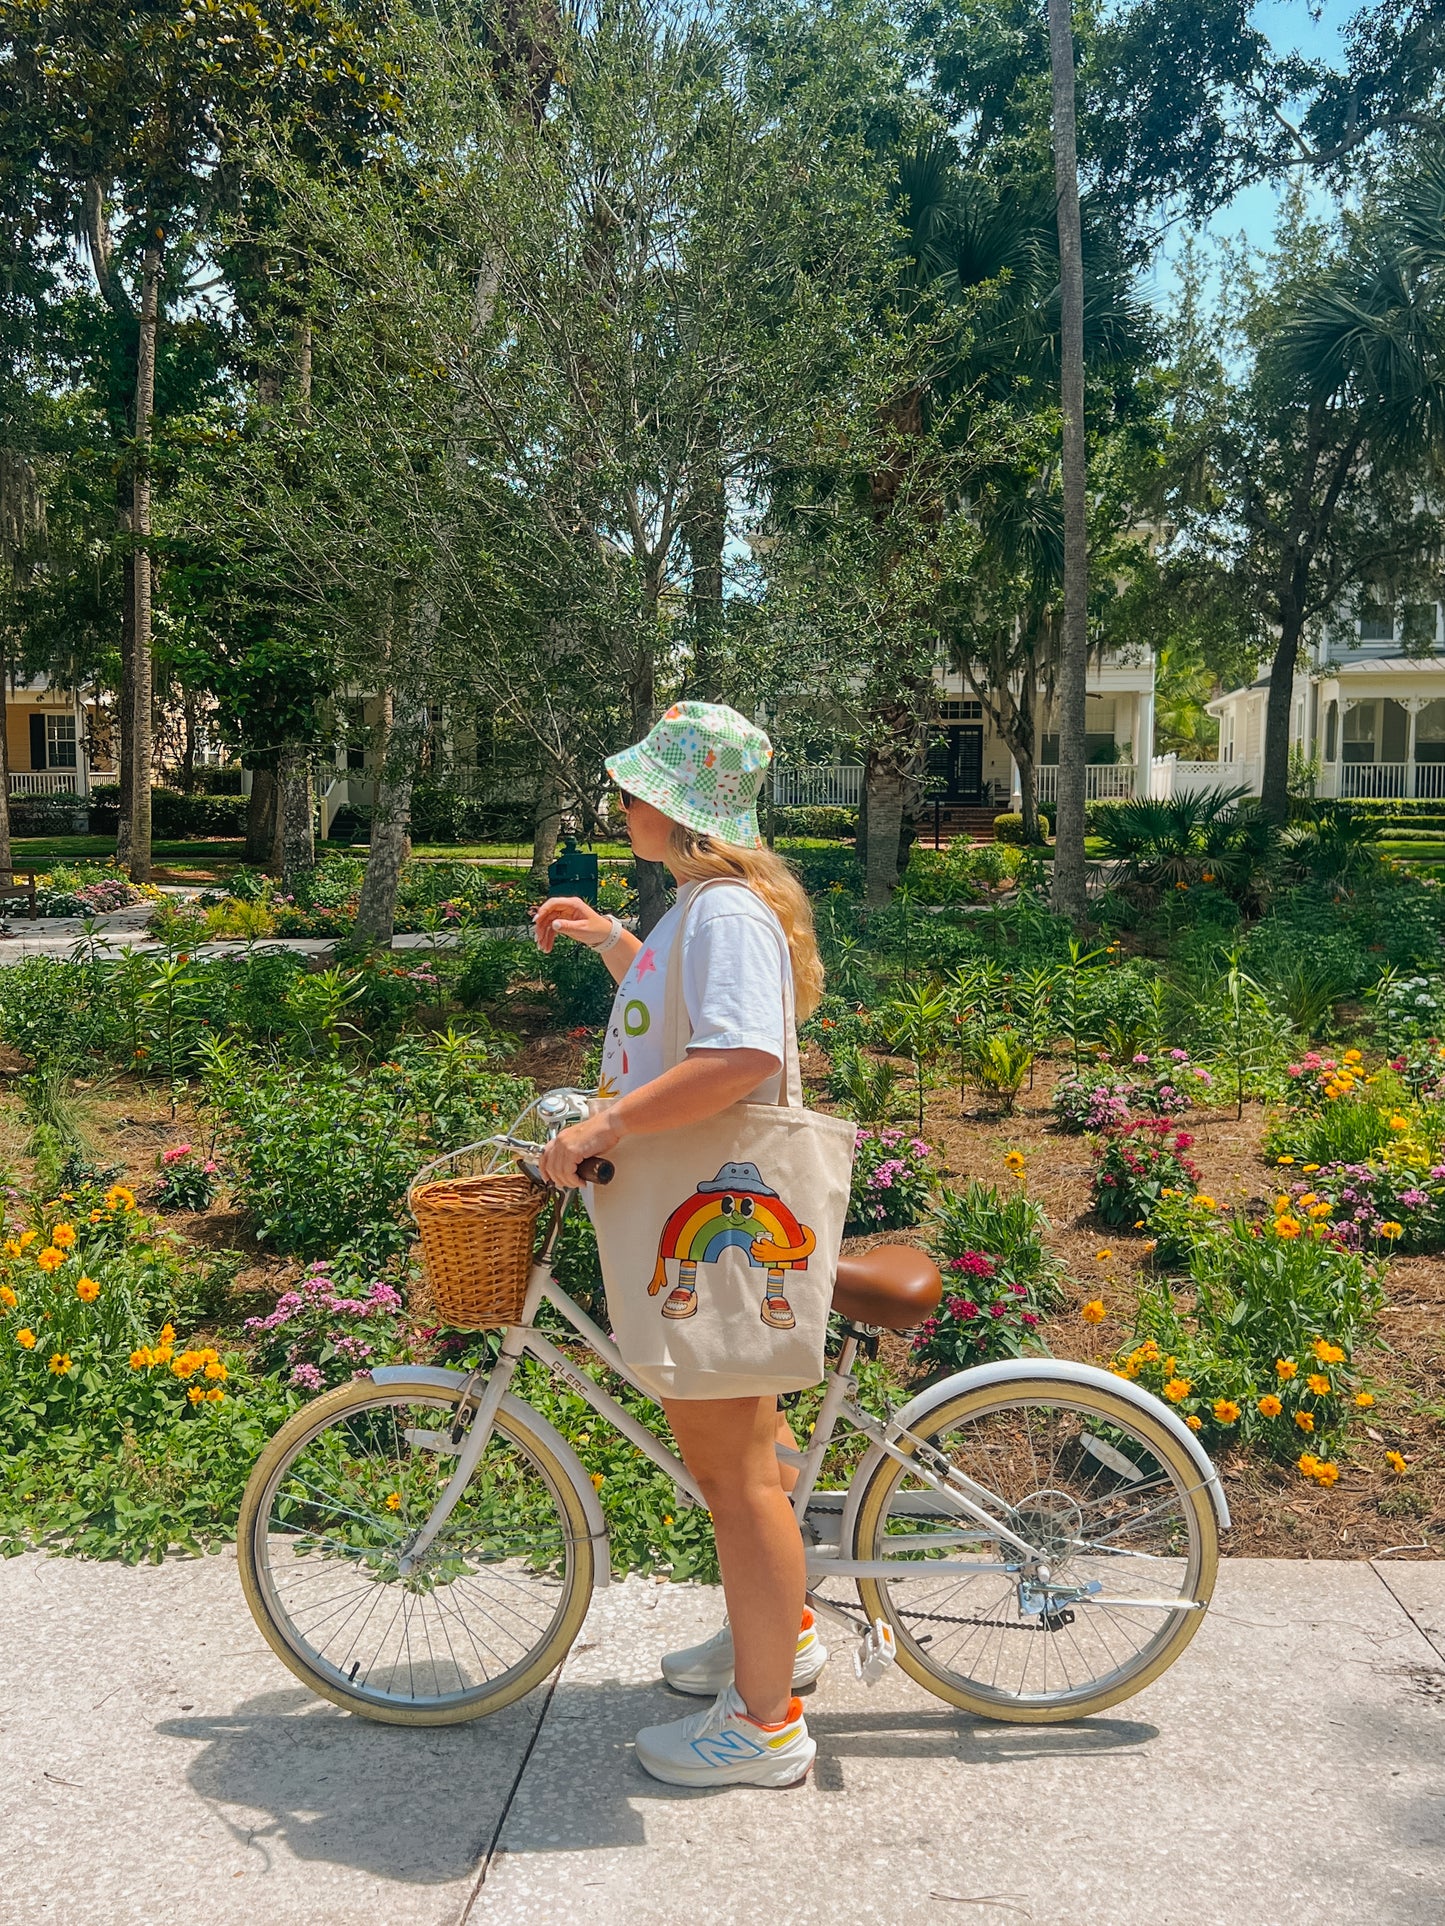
[684,1683,744,1742]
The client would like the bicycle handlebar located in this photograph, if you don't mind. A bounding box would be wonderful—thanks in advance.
[577,1156,615,1185]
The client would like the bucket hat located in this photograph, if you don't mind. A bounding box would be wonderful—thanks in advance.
[605,702,772,847]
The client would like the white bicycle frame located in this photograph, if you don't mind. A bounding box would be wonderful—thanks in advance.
[388,1215,1218,1621]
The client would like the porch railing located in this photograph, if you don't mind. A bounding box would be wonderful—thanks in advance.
[770,765,864,808]
[9,771,80,795]
[1340,762,1412,799]
[1034,764,1137,804]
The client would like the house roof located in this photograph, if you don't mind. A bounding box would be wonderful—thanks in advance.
[1325,654,1445,676]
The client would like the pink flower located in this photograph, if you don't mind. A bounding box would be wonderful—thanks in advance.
[161,1144,192,1165]
[987,1302,1007,1318]
[290,1362,324,1391]
[1021,1312,1040,1327]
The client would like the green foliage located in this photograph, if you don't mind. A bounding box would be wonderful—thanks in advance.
[963,1026,1033,1112]
[825,1048,905,1124]
[1091,791,1280,904]
[1092,1120,1202,1227]
[992,811,1049,845]
[540,941,617,1026]
[928,1179,1060,1303]
[846,1127,937,1234]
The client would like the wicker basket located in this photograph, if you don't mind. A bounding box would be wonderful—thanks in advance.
[410,1170,547,1329]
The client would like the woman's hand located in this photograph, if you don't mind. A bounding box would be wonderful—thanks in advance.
[532,895,611,953]
[537,1109,623,1189]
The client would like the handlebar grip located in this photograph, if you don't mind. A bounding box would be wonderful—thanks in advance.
[577,1156,615,1185]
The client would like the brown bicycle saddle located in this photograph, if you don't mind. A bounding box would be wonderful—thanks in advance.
[831,1244,943,1330]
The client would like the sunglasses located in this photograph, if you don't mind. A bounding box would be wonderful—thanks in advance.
[617,790,635,809]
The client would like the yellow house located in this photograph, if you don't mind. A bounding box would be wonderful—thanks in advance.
[5,679,114,798]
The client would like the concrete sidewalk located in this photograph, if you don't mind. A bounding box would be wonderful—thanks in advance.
[1,1551,1441,1926]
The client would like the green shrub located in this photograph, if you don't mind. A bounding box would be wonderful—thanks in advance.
[770,806,857,839]
[992,811,1050,845]
[457,937,531,1008]
[1091,1120,1201,1227]
[928,1178,1060,1301]
[540,939,617,1025]
[846,1127,937,1233]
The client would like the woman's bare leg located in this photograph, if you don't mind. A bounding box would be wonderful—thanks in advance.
[662,1394,805,1725]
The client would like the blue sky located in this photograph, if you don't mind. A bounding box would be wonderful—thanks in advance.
[1151,0,1353,300]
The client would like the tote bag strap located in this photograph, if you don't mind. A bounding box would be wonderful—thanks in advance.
[659,876,804,1109]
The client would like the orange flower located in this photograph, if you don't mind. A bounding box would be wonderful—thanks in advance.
[1297,1453,1319,1477]
[1312,1339,1345,1364]
[1294,1410,1315,1433]
[1257,1393,1283,1418]
[1212,1400,1240,1424]
[1276,1359,1298,1380]
[0,1284,16,1310]
[50,1223,76,1248]
[1307,1373,1332,1397]
[1385,1450,1408,1475]
[35,1246,64,1272]
[1273,1216,1302,1240]
[1080,1300,1107,1324]
[1163,1377,1191,1402]
[1313,1460,1340,1488]
[1354,1391,1375,1409]
[16,1327,36,1349]
[187,1385,205,1404]
[1186,1415,1203,1431]
[75,1276,100,1303]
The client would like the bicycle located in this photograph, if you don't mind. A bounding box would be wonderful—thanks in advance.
[237,1089,1229,1727]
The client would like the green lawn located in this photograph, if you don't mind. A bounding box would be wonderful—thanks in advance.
[12,836,247,873]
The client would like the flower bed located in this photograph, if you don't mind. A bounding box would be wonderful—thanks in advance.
[1091,1120,1201,1227]
[846,1127,936,1232]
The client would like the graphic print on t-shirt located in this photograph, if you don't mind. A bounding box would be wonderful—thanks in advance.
[646,1160,816,1332]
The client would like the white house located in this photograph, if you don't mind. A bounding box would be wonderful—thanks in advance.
[770,648,1158,815]
[1207,595,1445,800]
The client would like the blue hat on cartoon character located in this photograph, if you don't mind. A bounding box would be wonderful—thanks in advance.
[696,1162,777,1197]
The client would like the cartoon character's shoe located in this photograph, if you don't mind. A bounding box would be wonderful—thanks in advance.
[662,1610,828,1697]
[662,1286,699,1320]
[760,1293,795,1329]
[634,1683,815,1788]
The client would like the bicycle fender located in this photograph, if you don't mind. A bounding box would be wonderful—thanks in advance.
[369,1365,611,1588]
[837,1357,1231,1557]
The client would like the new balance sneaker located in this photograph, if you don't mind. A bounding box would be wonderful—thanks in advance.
[634,1683,815,1788]
[661,1609,828,1696]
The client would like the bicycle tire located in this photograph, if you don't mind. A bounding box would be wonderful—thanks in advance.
[237,1375,596,1726]
[849,1374,1218,1722]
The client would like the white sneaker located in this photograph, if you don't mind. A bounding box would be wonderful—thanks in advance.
[661,1609,828,1696]
[634,1683,816,1788]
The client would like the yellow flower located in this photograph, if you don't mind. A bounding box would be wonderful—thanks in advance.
[1297,1192,1318,1208]
[1273,1217,1302,1240]
[1080,1299,1107,1324]
[1213,1399,1241,1424]
[1137,1340,1160,1362]
[75,1276,100,1303]
[1343,1050,1362,1065]
[187,1385,205,1404]
[589,1471,605,1490]
[1274,1195,1290,1213]
[1309,1201,1331,1218]
[1302,1164,1320,1174]
[171,1352,201,1380]
[153,1344,173,1365]
[1004,1150,1026,1173]
[16,1328,35,1349]
[0,1284,15,1309]
[385,1492,402,1511]
[35,1246,64,1272]
[1294,1410,1315,1433]
[1163,1377,1191,1402]
[3,1241,20,1260]
[1186,1415,1203,1431]
[129,1347,153,1369]
[103,1185,135,1212]
[205,1387,224,1403]
[1276,1156,1295,1166]
[160,1323,175,1344]
[48,1352,71,1375]
[1385,1450,1408,1475]
[1312,1338,1345,1364]
[50,1223,76,1248]
[1389,1114,1410,1132]
[15,1230,36,1251]
[1313,1460,1340,1488]
[1354,1391,1375,1409]
[1379,1221,1404,1240]
[1094,1249,1112,1261]
[1257,1394,1283,1418]
[1194,1195,1217,1210]
[203,1360,227,1381]
[1276,1358,1297,1379]
[1297,1453,1319,1478]
[1307,1373,1332,1397]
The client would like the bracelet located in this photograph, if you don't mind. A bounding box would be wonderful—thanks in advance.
[593,916,624,955]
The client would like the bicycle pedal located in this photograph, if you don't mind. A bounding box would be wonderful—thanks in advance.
[853,1618,896,1685]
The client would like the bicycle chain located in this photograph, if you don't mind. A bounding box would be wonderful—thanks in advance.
[899,1605,1076,1634]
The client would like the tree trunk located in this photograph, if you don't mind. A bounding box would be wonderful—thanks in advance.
[245,763,278,867]
[686,454,726,696]
[352,682,425,948]
[1259,616,1304,823]
[864,754,908,906]
[1047,0,1089,924]
[179,691,198,794]
[529,758,564,892]
[278,743,316,890]
[128,239,163,884]
[115,542,134,868]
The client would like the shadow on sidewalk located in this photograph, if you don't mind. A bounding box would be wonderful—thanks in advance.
[155,1677,1159,1877]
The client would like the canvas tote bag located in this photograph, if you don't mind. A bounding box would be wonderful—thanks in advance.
[589,879,856,1400]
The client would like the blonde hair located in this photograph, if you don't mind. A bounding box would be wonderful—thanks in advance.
[665,825,825,1021]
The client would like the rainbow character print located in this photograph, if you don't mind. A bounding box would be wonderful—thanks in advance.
[647,1161,817,1331]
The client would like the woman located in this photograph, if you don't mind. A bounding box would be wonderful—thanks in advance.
[534,701,826,1790]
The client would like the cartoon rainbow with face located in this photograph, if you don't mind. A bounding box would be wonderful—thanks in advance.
[647,1163,816,1328]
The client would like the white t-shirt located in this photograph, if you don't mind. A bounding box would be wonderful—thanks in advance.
[597,881,790,1102]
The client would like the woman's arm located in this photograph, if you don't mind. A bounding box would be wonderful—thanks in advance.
[535,1047,780,1187]
[531,895,641,985]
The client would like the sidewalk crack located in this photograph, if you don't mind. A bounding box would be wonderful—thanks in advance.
[456,1667,564,1924]
[1371,1559,1445,1664]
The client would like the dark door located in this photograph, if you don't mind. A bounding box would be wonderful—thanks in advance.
[29,714,46,771]
[949,725,985,802]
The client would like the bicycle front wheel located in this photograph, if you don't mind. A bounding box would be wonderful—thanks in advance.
[850,1376,1218,1722]
[237,1376,596,1725]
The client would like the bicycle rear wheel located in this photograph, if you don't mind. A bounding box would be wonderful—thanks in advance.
[237,1376,596,1725]
[849,1376,1217,1721]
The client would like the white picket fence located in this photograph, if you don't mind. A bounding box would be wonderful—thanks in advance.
[8,770,81,796]
[1035,764,1138,803]
[769,765,864,808]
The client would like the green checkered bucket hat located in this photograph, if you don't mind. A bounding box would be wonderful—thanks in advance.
[605,702,773,847]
